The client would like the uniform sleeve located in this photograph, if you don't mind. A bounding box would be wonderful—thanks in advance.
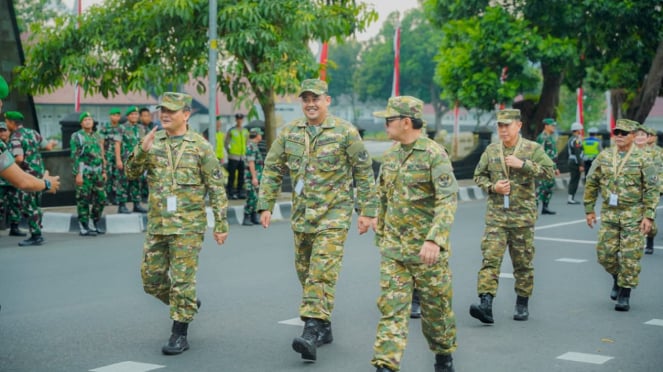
[200,142,229,233]
[473,150,492,192]
[522,144,555,181]
[70,133,80,176]
[0,148,14,172]
[257,133,286,213]
[125,142,148,180]
[583,151,604,214]
[346,126,377,217]
[641,159,658,220]
[425,150,459,250]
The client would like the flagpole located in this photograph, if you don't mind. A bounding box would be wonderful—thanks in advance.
[391,14,400,97]
[453,101,459,157]
[74,0,82,112]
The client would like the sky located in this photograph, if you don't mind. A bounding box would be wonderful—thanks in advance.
[65,0,421,41]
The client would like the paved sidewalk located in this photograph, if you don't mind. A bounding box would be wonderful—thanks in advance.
[36,176,571,234]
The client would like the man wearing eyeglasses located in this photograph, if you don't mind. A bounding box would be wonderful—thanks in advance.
[257,78,377,363]
[584,119,658,312]
[470,109,555,324]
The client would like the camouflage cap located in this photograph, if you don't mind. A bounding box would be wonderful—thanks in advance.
[636,124,656,136]
[0,121,7,130]
[542,118,557,126]
[615,118,639,132]
[298,79,328,96]
[125,105,139,116]
[373,96,424,119]
[79,111,93,122]
[496,109,521,124]
[156,92,193,111]
[109,108,121,115]
[0,75,8,100]
[4,111,23,121]
[249,127,263,135]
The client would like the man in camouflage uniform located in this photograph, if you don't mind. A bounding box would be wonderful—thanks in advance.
[567,122,584,204]
[584,119,658,311]
[257,79,377,362]
[117,106,147,214]
[470,109,555,324]
[370,96,457,372]
[99,108,123,205]
[0,121,27,237]
[5,111,56,246]
[71,112,107,236]
[633,125,661,255]
[126,92,229,355]
[536,118,559,215]
[242,127,264,226]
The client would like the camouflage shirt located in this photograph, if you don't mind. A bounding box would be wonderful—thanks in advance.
[536,131,558,168]
[584,145,658,222]
[257,115,378,233]
[376,137,458,263]
[125,130,229,235]
[99,122,123,163]
[244,140,264,181]
[70,129,105,176]
[121,123,141,161]
[0,140,14,174]
[9,125,48,177]
[474,136,555,227]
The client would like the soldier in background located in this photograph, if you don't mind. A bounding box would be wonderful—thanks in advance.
[5,111,56,246]
[70,112,107,236]
[138,107,158,202]
[633,125,661,255]
[470,109,555,324]
[257,79,377,362]
[370,96,457,372]
[125,92,229,355]
[536,118,560,215]
[99,108,123,205]
[584,119,658,311]
[0,121,26,237]
[116,106,147,214]
[242,127,264,226]
[566,122,584,204]
[582,127,602,180]
[224,113,249,199]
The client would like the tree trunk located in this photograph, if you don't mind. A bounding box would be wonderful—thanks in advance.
[258,89,277,151]
[430,84,444,132]
[626,40,663,123]
[527,63,562,139]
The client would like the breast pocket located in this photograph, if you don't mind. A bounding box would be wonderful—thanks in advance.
[285,140,305,171]
[404,165,432,201]
[317,142,343,172]
[176,166,202,186]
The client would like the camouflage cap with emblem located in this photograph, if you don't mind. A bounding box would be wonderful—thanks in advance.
[0,75,8,100]
[4,111,23,121]
[496,109,521,124]
[373,96,424,119]
[298,79,328,97]
[157,92,193,111]
[0,121,7,130]
[614,118,639,133]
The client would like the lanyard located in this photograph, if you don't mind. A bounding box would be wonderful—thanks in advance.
[611,145,634,184]
[498,136,523,179]
[166,137,189,187]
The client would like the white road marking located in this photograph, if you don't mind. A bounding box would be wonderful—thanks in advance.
[556,352,613,365]
[89,361,165,372]
[535,236,597,245]
[555,258,588,263]
[278,317,304,326]
[644,319,663,327]
[535,218,591,231]
[499,273,514,279]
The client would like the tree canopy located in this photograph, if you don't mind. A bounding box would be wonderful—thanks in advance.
[14,0,68,32]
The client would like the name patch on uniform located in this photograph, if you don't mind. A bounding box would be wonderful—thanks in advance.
[167,196,177,212]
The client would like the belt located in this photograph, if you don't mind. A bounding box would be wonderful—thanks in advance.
[81,164,103,172]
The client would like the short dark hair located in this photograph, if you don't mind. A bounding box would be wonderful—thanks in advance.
[410,117,424,130]
[139,107,150,114]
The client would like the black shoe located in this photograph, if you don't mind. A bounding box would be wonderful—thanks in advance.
[541,205,556,214]
[251,212,260,225]
[133,203,148,213]
[118,203,131,214]
[92,220,105,235]
[162,321,190,355]
[292,318,320,361]
[9,224,27,237]
[196,299,201,309]
[513,296,529,321]
[317,320,333,346]
[18,234,44,247]
[410,301,422,319]
[610,274,620,301]
[79,221,97,236]
[615,288,631,312]
[645,237,654,254]
[435,354,455,372]
[242,213,253,226]
[376,367,395,372]
[469,293,494,324]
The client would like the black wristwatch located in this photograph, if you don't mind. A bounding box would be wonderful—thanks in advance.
[44,179,51,191]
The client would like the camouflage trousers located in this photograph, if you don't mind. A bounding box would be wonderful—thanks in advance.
[243,183,259,214]
[17,190,43,235]
[477,225,535,297]
[117,168,142,204]
[0,186,21,225]
[293,229,348,321]
[536,179,555,204]
[597,220,644,288]
[372,256,456,371]
[76,170,107,223]
[104,160,122,204]
[141,233,204,323]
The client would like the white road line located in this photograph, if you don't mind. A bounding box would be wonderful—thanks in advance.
[535,219,590,231]
[278,317,304,326]
[535,236,597,245]
[556,352,614,365]
[89,361,165,372]
[644,319,663,327]
[555,258,588,263]
[499,273,514,279]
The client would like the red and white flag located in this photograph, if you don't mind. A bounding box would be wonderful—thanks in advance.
[576,87,584,125]
[318,42,329,82]
[391,21,400,97]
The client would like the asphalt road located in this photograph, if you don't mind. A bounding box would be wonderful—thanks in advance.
[1,190,662,372]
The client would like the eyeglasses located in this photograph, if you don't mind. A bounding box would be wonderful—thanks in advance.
[385,116,405,126]
[613,129,631,137]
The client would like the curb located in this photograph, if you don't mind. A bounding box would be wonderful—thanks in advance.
[37,177,570,234]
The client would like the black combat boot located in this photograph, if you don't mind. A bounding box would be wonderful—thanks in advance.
[469,293,494,324]
[251,212,260,225]
[93,219,105,235]
[118,203,130,214]
[292,318,321,361]
[79,221,97,236]
[317,320,333,346]
[645,237,654,254]
[615,288,631,312]
[435,353,455,372]
[376,367,395,372]
[162,321,190,355]
[610,274,620,300]
[9,223,27,237]
[513,296,529,321]
[411,289,422,319]
[541,203,556,215]
[18,234,44,246]
[133,203,148,213]
[242,213,253,226]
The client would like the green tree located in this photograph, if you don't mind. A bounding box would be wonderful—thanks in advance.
[13,0,377,145]
[326,39,362,123]
[14,0,68,32]
[557,87,606,131]
[354,8,450,131]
